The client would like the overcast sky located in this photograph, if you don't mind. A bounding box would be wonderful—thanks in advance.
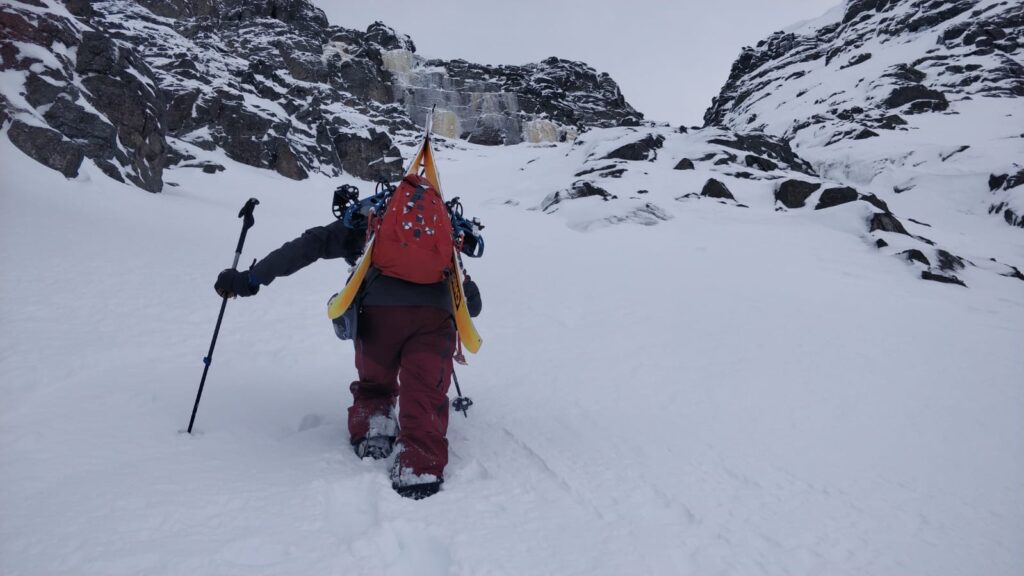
[313,1,841,127]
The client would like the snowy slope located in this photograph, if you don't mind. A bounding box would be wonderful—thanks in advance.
[2,115,1023,576]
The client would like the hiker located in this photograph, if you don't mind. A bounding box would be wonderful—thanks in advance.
[213,183,482,500]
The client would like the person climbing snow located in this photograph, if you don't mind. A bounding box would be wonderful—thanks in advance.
[213,159,483,500]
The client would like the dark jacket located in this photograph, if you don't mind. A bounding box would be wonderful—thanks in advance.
[250,219,479,315]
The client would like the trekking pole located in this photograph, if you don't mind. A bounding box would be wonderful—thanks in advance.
[187,198,259,434]
[451,369,473,418]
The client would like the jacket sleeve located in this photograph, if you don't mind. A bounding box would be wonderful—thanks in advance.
[250,219,365,287]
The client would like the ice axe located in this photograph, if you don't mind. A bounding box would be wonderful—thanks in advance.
[186,198,259,434]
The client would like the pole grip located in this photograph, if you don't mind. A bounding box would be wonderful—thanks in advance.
[234,198,259,258]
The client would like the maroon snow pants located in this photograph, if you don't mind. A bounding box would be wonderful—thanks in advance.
[348,305,456,479]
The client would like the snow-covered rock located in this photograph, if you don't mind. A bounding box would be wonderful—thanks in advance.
[703,0,1024,231]
[0,0,639,190]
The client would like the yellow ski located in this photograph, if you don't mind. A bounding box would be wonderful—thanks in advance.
[327,237,374,320]
[448,252,483,353]
[407,131,483,353]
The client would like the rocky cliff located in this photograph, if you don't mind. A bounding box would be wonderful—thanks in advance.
[702,0,1024,228]
[0,0,641,191]
[515,0,1022,288]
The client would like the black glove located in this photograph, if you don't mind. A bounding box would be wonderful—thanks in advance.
[215,268,260,298]
[464,276,482,318]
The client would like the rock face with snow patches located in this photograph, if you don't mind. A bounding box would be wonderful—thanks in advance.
[647,0,1023,286]
[702,0,1024,231]
[0,0,640,190]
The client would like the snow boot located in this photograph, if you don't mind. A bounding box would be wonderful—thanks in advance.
[351,409,398,460]
[353,436,394,460]
[393,480,442,500]
[390,457,443,500]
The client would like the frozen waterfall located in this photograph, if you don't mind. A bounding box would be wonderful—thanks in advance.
[382,49,571,145]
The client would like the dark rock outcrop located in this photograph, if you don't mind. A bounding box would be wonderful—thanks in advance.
[701,178,734,200]
[774,179,821,208]
[541,180,616,211]
[815,186,859,210]
[7,120,84,177]
[989,173,1009,190]
[882,84,949,112]
[869,213,910,235]
[42,96,117,159]
[745,154,778,171]
[332,130,403,181]
[921,271,966,286]
[936,249,965,272]
[1004,168,1024,190]
[673,158,694,170]
[859,193,890,212]
[603,134,664,161]
[900,249,930,266]
[708,133,816,175]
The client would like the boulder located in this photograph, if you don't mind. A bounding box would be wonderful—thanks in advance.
[921,271,966,286]
[900,249,930,266]
[673,158,694,170]
[815,186,859,209]
[869,213,910,235]
[775,179,821,208]
[989,173,1008,190]
[859,193,890,212]
[877,114,907,129]
[701,178,734,200]
[603,134,664,161]
[936,249,965,271]
[541,180,616,211]
[882,85,949,112]
[845,53,872,68]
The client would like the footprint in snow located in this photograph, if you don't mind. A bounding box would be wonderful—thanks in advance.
[298,413,323,432]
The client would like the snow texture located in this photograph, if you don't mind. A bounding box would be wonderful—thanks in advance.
[2,116,1023,575]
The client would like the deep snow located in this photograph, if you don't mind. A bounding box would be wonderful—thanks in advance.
[1,127,1023,575]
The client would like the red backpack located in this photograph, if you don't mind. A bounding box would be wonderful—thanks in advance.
[371,174,454,284]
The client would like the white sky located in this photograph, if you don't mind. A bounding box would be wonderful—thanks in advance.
[313,0,841,127]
